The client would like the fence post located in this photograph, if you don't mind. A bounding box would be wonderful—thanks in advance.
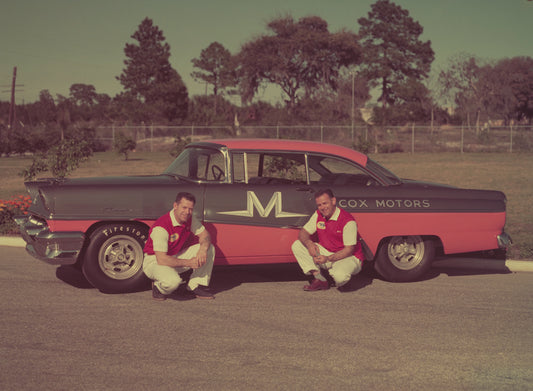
[461,124,464,154]
[411,123,415,154]
[150,124,154,153]
[510,124,513,153]
[112,124,115,147]
[277,124,280,139]
[321,124,324,143]
[191,125,194,140]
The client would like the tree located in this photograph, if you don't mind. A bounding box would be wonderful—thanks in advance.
[357,0,434,110]
[68,84,98,121]
[375,78,435,125]
[33,90,57,124]
[237,15,361,110]
[191,42,236,100]
[438,54,487,128]
[478,57,533,125]
[117,17,188,123]
[69,84,97,107]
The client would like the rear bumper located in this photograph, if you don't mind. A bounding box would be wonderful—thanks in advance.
[14,215,85,265]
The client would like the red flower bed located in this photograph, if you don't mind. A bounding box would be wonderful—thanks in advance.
[0,195,32,235]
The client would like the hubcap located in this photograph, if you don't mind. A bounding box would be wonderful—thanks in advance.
[387,235,425,271]
[98,235,144,280]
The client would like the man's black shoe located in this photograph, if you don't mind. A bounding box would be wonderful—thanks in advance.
[192,286,215,300]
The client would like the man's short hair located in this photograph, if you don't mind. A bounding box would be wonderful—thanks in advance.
[315,188,334,199]
[175,192,196,204]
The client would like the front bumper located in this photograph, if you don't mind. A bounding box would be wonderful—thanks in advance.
[497,231,512,250]
[14,215,85,265]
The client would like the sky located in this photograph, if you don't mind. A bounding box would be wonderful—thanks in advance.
[1,0,532,105]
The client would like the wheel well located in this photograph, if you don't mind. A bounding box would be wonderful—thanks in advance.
[75,220,151,267]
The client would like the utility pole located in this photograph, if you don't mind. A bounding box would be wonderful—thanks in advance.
[1,67,24,144]
[8,67,18,130]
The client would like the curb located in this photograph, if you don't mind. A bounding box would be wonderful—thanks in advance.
[432,257,533,273]
[1,236,532,273]
[0,236,26,247]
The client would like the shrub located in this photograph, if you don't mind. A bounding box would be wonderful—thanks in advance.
[169,136,190,158]
[114,132,136,160]
[20,138,93,180]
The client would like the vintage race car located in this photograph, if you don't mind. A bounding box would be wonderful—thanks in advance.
[16,139,511,292]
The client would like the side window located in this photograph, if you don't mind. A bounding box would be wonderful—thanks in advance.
[309,156,377,186]
[232,152,307,185]
[262,155,307,183]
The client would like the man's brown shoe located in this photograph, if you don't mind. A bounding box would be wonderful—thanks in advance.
[303,279,329,291]
[192,286,215,300]
[152,282,168,301]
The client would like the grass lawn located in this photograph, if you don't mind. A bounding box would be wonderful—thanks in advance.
[1,150,532,259]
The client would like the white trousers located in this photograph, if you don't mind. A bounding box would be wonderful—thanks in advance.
[291,240,362,287]
[142,244,215,294]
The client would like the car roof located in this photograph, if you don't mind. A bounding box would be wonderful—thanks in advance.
[192,138,369,167]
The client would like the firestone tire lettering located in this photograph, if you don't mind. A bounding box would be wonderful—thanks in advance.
[82,223,149,293]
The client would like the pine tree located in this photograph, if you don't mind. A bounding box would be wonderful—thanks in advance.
[357,0,434,109]
[117,18,188,123]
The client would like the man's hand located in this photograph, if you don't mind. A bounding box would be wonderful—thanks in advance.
[313,254,330,265]
[194,249,208,268]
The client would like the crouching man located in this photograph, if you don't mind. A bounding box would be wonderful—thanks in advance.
[143,192,215,300]
[292,188,364,291]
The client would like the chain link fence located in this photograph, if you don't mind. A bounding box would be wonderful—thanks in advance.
[96,124,533,153]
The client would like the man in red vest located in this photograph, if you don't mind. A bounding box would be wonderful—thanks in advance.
[143,192,215,300]
[292,188,364,291]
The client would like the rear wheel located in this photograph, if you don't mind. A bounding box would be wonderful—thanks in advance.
[374,235,435,282]
[82,224,149,293]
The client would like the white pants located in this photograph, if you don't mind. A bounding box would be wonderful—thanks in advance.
[142,244,215,294]
[291,240,362,287]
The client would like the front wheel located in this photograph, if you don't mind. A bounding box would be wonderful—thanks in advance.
[82,224,149,293]
[374,235,435,282]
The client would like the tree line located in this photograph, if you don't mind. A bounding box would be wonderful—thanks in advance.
[1,0,532,157]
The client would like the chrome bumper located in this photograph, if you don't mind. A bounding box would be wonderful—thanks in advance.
[497,231,512,250]
[14,215,85,265]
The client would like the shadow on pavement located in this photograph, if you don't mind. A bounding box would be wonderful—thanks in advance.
[55,265,93,289]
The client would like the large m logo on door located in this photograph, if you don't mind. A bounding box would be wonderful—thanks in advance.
[218,191,308,218]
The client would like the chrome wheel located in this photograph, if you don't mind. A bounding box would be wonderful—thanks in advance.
[387,235,425,271]
[375,235,435,282]
[97,235,144,280]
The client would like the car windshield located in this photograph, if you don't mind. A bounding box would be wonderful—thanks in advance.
[366,158,402,185]
[164,147,226,181]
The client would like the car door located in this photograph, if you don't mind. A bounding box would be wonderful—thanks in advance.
[203,151,317,265]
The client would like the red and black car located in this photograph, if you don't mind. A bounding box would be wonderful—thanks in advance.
[16,139,511,292]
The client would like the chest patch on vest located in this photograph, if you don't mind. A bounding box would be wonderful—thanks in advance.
[317,221,326,230]
[170,233,180,242]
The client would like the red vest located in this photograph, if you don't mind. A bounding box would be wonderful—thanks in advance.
[143,212,198,256]
[316,208,365,261]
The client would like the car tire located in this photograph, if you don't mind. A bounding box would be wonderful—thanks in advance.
[374,235,435,282]
[82,224,149,293]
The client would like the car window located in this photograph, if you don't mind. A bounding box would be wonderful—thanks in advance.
[308,155,378,186]
[164,147,225,182]
[232,152,307,185]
